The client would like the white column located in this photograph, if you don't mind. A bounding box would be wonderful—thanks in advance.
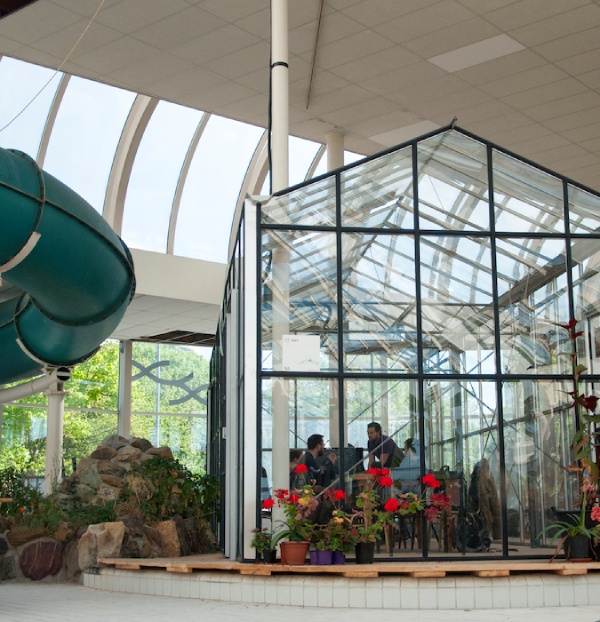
[270,0,290,512]
[45,381,66,493]
[118,340,133,439]
[326,132,344,171]
[271,0,289,193]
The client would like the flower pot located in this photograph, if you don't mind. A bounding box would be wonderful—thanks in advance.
[280,541,309,565]
[563,534,592,562]
[262,549,278,563]
[332,551,346,565]
[355,541,375,564]
[309,549,318,564]
[315,550,333,565]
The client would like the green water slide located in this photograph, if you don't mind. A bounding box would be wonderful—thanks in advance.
[0,148,135,383]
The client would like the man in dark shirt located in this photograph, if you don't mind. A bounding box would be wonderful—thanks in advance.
[295,434,337,488]
[367,422,404,469]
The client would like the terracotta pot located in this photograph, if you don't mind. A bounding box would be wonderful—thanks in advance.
[280,541,309,565]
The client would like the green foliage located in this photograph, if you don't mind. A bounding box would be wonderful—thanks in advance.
[121,456,220,525]
[0,467,43,517]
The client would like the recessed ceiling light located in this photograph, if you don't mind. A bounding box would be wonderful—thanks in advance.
[428,34,525,73]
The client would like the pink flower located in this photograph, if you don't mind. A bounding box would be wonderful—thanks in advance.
[591,507,600,522]
[424,506,439,522]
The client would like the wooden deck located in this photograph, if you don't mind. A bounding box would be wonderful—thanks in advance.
[97,554,600,579]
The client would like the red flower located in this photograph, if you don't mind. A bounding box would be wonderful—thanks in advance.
[384,498,399,512]
[333,489,345,501]
[288,493,300,504]
[558,319,578,331]
[422,473,440,488]
[379,476,393,488]
[274,489,288,499]
[262,498,275,509]
[424,506,439,523]
[295,463,308,474]
[430,493,451,510]
[380,468,390,476]
[366,467,381,476]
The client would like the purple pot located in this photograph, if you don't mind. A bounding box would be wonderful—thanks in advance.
[315,550,333,565]
[332,551,346,565]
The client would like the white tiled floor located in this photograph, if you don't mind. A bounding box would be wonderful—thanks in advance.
[4,581,600,622]
[83,567,600,610]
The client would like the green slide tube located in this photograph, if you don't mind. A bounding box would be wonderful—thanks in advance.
[0,148,135,383]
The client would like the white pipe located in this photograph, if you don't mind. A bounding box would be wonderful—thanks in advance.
[0,367,71,404]
[45,380,66,491]
[271,0,289,192]
[326,132,344,171]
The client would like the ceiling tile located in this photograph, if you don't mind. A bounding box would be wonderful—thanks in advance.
[196,0,269,22]
[523,91,600,122]
[480,64,569,98]
[533,25,600,63]
[72,35,159,75]
[341,0,440,27]
[500,78,588,110]
[96,0,191,35]
[202,41,269,80]
[485,0,590,31]
[110,52,195,87]
[329,46,421,83]
[360,60,445,96]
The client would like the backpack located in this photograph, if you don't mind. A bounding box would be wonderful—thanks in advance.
[455,508,491,553]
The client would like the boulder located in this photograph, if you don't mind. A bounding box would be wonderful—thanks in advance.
[20,540,63,580]
[115,445,142,463]
[130,437,153,452]
[6,524,47,547]
[156,520,181,557]
[77,522,125,571]
[101,434,129,450]
[78,460,102,490]
[90,446,117,460]
[146,446,174,460]
[100,474,123,488]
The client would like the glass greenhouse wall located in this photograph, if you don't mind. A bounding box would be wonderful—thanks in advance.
[216,126,600,561]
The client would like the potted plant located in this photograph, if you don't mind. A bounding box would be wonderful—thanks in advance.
[350,467,397,563]
[268,485,317,565]
[250,526,276,563]
[538,318,600,560]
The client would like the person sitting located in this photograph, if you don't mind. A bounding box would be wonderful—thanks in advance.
[289,448,304,489]
[294,434,337,488]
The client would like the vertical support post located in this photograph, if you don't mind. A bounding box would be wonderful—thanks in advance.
[326,132,344,171]
[118,340,132,439]
[270,0,290,507]
[45,381,66,493]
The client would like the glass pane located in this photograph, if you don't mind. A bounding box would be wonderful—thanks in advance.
[0,57,58,158]
[261,230,337,372]
[418,131,489,232]
[502,380,577,556]
[261,174,337,227]
[130,414,206,473]
[64,340,119,410]
[260,376,338,493]
[493,150,564,234]
[420,235,495,374]
[130,342,210,415]
[342,233,417,372]
[174,116,263,263]
[568,184,600,234]
[44,77,135,213]
[427,379,501,554]
[0,405,48,477]
[496,238,570,375]
[572,237,600,325]
[341,147,414,228]
[122,101,203,252]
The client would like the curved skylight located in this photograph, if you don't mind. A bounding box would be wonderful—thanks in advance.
[0,57,58,157]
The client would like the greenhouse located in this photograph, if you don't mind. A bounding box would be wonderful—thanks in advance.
[214,125,600,561]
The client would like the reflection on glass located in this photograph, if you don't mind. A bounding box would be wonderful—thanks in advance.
[493,150,564,234]
[261,230,337,372]
[569,185,600,234]
[261,174,337,227]
[502,380,577,554]
[418,131,489,232]
[342,233,416,372]
[341,148,413,228]
[420,235,495,374]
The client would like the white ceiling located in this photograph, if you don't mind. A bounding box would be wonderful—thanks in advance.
[1,0,599,189]
[2,0,600,344]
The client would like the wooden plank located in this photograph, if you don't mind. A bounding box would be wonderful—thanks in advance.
[554,568,588,576]
[239,566,272,576]
[342,570,379,578]
[474,570,510,577]
[167,565,193,573]
[409,570,446,578]
[115,563,140,570]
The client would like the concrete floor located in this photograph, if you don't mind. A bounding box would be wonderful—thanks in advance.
[2,582,600,622]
